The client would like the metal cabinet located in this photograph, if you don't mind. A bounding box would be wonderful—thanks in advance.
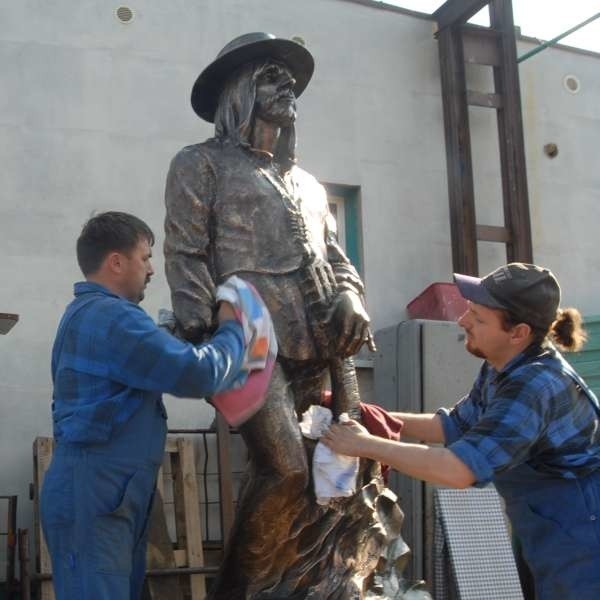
[374,319,481,584]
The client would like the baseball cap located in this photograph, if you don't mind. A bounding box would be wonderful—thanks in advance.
[453,263,561,330]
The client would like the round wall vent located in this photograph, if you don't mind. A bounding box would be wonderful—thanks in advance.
[563,74,580,94]
[115,6,135,24]
[544,143,558,158]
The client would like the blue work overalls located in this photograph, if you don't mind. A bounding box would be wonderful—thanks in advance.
[495,358,600,600]
[41,391,167,599]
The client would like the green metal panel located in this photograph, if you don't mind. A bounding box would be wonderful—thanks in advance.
[344,192,362,274]
[566,315,600,397]
[323,183,363,276]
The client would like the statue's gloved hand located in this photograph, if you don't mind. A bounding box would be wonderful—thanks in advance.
[157,308,177,333]
[175,317,213,344]
[327,290,376,357]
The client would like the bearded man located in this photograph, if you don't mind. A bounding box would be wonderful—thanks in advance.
[164,33,391,599]
[324,263,600,600]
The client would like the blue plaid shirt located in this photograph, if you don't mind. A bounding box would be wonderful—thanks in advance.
[51,282,245,444]
[438,344,600,484]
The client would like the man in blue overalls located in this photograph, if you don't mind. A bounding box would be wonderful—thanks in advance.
[323,263,600,600]
[41,211,253,599]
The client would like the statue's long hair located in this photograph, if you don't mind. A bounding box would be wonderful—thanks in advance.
[214,59,297,171]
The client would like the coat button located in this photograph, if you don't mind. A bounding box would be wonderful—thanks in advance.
[591,515,597,521]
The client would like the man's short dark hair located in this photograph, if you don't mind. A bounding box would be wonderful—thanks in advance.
[76,211,155,276]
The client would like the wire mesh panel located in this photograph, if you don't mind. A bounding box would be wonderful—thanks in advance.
[433,486,523,600]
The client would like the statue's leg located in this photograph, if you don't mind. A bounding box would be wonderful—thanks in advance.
[209,361,312,599]
[329,357,362,421]
[282,358,328,419]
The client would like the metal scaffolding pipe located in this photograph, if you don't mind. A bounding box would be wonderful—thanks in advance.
[518,12,600,63]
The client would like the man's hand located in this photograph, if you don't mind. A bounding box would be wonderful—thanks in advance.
[217,301,237,323]
[327,290,376,357]
[321,419,372,457]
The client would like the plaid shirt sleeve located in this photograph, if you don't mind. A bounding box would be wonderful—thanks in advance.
[437,349,600,484]
[437,364,487,446]
[103,299,246,398]
[447,370,551,484]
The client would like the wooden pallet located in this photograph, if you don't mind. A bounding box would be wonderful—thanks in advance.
[32,436,209,600]
[151,437,207,599]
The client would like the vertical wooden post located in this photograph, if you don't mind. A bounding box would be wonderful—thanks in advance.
[145,474,185,600]
[4,495,18,593]
[490,0,533,263]
[438,24,478,275]
[33,437,55,600]
[18,529,32,600]
[177,438,206,600]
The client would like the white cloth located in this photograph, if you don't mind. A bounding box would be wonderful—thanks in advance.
[300,406,359,505]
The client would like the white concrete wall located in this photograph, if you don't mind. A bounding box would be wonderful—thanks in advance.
[519,41,600,313]
[1,0,599,540]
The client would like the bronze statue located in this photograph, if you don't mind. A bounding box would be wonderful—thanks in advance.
[164,33,405,599]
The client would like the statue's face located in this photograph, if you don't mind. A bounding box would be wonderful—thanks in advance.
[254,61,297,127]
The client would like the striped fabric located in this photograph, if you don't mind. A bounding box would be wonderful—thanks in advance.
[211,275,277,426]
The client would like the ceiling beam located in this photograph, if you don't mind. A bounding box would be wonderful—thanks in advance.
[0,313,19,335]
[433,0,490,35]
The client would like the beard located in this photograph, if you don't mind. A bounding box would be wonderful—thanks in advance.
[135,277,150,304]
[465,338,486,360]
[256,93,297,127]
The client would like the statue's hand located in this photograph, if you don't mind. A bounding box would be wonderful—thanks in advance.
[327,290,376,357]
[178,317,213,344]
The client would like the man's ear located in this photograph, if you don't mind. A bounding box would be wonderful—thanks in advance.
[105,251,124,275]
[510,322,532,345]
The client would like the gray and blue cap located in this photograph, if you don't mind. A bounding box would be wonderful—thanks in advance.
[454,262,561,330]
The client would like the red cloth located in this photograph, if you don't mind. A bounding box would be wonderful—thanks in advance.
[359,402,404,442]
[320,392,404,483]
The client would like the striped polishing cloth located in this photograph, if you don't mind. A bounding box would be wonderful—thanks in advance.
[211,275,277,426]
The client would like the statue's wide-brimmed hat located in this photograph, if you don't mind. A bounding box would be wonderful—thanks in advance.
[191,32,315,123]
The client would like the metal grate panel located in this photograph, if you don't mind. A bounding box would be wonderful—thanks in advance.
[433,486,523,600]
